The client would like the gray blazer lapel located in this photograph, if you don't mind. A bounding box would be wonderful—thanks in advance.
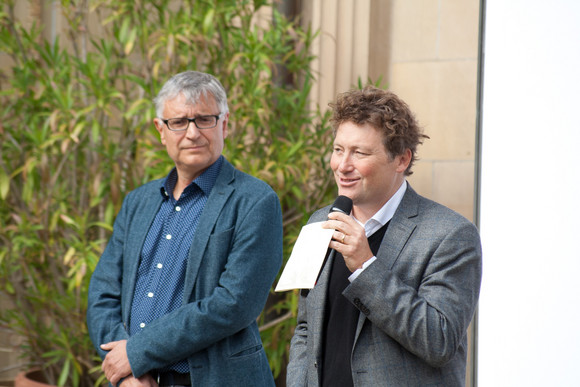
[182,160,235,300]
[353,185,419,341]
[375,185,419,270]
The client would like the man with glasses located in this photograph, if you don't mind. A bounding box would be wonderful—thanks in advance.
[87,71,283,387]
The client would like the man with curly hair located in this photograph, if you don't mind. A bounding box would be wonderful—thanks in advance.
[287,86,482,387]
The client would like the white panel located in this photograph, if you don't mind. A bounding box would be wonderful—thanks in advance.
[478,1,580,386]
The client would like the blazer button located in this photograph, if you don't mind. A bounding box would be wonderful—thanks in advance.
[314,361,318,368]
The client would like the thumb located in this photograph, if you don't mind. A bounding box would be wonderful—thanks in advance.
[100,341,118,351]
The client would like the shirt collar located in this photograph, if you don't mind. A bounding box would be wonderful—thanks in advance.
[355,180,407,237]
[160,156,224,199]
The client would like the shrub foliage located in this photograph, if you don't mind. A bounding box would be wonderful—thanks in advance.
[0,0,335,385]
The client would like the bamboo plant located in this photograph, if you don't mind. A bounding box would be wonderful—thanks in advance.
[0,0,335,385]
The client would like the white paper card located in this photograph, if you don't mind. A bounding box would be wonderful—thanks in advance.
[275,222,334,292]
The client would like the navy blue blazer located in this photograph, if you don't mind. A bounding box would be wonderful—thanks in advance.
[87,159,282,386]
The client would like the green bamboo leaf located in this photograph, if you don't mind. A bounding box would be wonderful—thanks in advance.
[91,120,100,143]
[0,168,9,200]
[88,221,114,232]
[58,358,70,387]
[4,281,14,294]
[63,247,76,266]
[124,27,137,55]
[125,98,150,118]
[287,140,304,158]
[70,121,86,143]
[60,214,77,227]
[202,9,215,35]
[118,17,130,44]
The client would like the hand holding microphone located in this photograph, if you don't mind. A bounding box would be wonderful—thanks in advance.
[325,196,374,272]
[328,195,353,244]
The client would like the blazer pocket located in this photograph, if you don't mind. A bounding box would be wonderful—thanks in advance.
[226,328,262,359]
[229,343,263,359]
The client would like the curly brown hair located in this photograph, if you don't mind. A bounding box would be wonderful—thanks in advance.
[329,86,429,175]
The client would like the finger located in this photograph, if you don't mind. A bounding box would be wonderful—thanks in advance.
[327,211,349,222]
[106,366,123,386]
[323,220,349,235]
[332,231,347,244]
[328,240,340,251]
[321,219,339,230]
[100,341,117,351]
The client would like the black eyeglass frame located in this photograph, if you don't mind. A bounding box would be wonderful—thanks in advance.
[161,113,224,131]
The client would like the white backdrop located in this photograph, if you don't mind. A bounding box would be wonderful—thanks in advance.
[478,0,580,386]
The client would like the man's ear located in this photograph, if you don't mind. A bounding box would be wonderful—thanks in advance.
[396,148,412,173]
[221,112,230,139]
[154,118,166,144]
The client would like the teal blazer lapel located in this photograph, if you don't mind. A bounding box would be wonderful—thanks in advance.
[121,186,164,320]
[182,161,235,300]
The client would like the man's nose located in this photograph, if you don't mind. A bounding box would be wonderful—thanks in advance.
[338,154,354,172]
[185,120,201,138]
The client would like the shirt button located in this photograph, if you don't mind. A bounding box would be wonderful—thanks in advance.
[166,234,172,240]
[139,323,146,328]
[148,292,154,298]
[175,206,181,212]
[157,263,163,269]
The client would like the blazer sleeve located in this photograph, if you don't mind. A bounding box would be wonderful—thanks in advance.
[86,193,132,360]
[125,190,283,376]
[343,216,482,367]
[287,288,310,387]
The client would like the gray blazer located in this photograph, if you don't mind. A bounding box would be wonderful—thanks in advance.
[87,159,282,386]
[287,185,482,386]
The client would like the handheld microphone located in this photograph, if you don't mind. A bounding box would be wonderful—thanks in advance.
[329,195,353,216]
[309,195,353,287]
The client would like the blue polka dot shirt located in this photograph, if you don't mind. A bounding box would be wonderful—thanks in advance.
[128,156,223,373]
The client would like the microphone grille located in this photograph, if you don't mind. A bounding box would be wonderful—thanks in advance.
[329,195,353,215]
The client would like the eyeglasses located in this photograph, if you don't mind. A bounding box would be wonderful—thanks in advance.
[161,113,223,131]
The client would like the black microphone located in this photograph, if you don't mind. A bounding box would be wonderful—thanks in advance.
[309,195,353,287]
[329,195,353,216]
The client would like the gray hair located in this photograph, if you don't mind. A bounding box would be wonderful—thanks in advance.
[154,71,229,118]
